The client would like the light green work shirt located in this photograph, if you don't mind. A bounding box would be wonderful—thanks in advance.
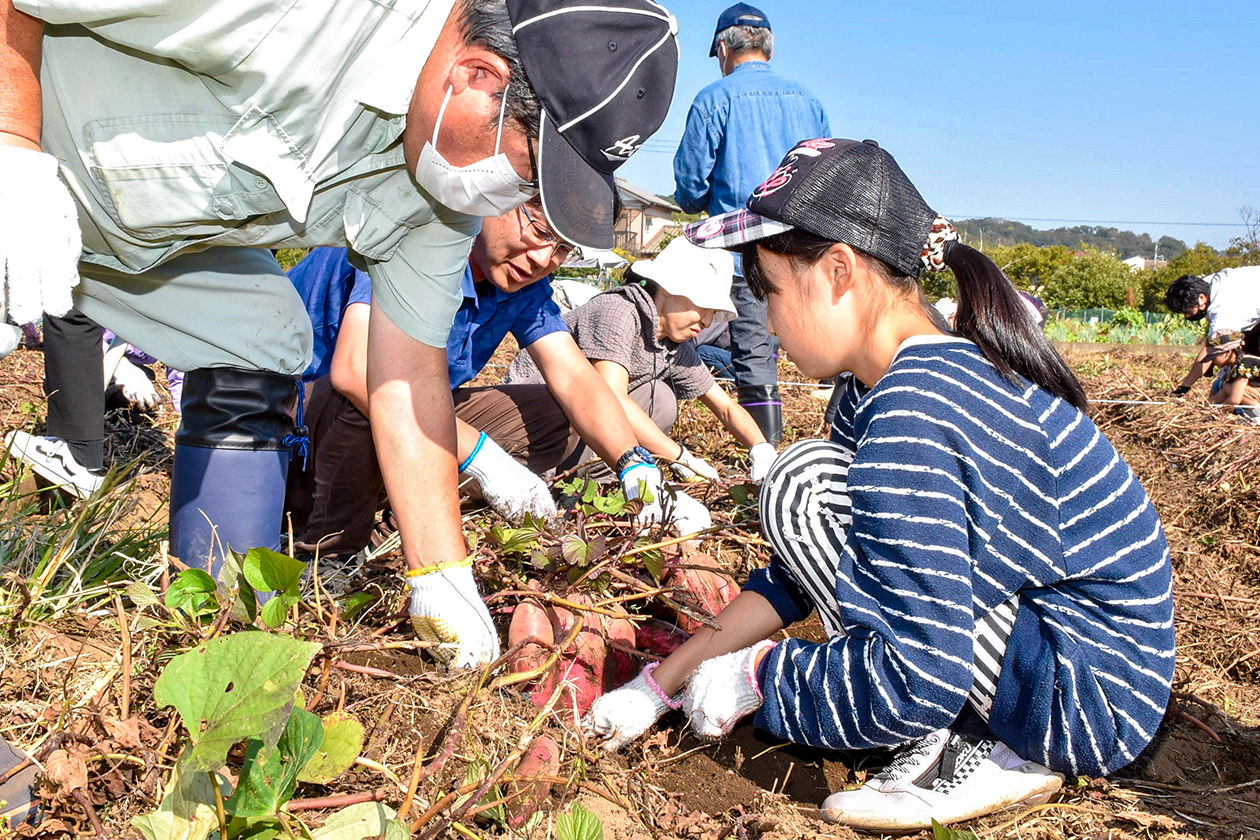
[19,0,479,347]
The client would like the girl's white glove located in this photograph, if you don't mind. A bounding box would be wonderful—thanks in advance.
[0,147,82,324]
[112,356,161,409]
[671,445,720,482]
[460,433,557,524]
[748,442,778,483]
[0,319,19,360]
[683,641,777,739]
[406,560,500,670]
[583,664,681,751]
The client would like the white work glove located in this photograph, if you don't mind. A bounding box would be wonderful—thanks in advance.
[0,146,82,325]
[406,560,501,670]
[670,444,720,482]
[111,356,161,409]
[583,663,681,751]
[665,488,712,536]
[460,432,558,524]
[683,641,776,739]
[748,442,777,483]
[622,461,667,530]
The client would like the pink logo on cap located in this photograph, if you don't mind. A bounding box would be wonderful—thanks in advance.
[694,218,725,238]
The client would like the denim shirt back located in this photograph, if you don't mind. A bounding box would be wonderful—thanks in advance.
[673,61,830,218]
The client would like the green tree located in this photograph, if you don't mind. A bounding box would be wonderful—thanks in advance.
[985,243,1073,292]
[1041,250,1140,309]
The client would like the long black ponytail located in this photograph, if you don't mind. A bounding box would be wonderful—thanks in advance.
[947,242,1088,410]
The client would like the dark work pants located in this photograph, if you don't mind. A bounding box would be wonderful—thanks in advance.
[43,309,104,449]
[284,379,575,557]
[728,274,780,389]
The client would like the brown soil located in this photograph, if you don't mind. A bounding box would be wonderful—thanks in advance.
[2,343,1259,839]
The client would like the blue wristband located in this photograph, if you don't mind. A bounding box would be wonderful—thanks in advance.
[458,431,488,473]
[619,461,657,482]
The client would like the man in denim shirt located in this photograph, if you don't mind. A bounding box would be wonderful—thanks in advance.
[673,3,828,444]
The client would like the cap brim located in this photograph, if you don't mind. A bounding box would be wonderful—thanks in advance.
[538,111,616,251]
[684,208,794,250]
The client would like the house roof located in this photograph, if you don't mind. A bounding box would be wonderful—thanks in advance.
[615,178,681,213]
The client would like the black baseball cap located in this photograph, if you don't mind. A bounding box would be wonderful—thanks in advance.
[685,138,939,278]
[709,3,771,57]
[508,0,680,251]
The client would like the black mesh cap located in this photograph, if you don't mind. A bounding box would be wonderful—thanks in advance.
[686,138,938,278]
[508,0,680,250]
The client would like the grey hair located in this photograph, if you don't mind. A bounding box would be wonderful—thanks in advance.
[457,0,542,140]
[716,24,773,59]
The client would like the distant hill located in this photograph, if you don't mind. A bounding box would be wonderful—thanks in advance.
[955,218,1188,259]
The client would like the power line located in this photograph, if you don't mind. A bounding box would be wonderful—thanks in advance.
[946,215,1249,228]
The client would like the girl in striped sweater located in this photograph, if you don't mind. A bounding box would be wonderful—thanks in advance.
[584,138,1175,832]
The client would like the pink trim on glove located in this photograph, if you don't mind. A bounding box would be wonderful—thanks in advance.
[643,662,683,710]
[746,641,778,703]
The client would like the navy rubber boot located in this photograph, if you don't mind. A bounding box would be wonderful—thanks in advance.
[170,368,300,579]
[738,384,783,447]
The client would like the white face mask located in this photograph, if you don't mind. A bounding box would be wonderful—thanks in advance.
[413,85,537,217]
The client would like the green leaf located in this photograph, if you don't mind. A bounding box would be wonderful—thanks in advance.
[227,706,324,816]
[556,803,604,840]
[580,479,599,504]
[298,713,364,784]
[638,547,666,585]
[132,764,230,840]
[340,591,378,624]
[226,815,289,840]
[165,569,219,621]
[311,802,407,840]
[931,819,980,840]
[126,580,162,609]
[561,535,592,567]
[153,632,321,773]
[258,594,296,630]
[243,548,305,596]
[729,484,751,507]
[590,494,626,515]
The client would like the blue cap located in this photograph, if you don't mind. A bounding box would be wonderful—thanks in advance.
[709,3,771,57]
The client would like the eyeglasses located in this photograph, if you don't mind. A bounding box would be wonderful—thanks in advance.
[518,204,574,259]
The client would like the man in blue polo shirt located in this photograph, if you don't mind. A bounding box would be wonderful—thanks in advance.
[285,198,710,562]
[673,3,829,446]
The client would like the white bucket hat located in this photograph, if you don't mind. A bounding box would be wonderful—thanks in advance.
[631,237,737,322]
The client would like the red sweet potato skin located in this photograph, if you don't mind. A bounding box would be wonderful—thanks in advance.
[602,609,639,691]
[505,735,560,828]
[550,595,606,718]
[665,551,739,634]
[634,619,690,658]
[507,600,557,706]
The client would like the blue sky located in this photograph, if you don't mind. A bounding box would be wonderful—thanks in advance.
[619,1,1260,252]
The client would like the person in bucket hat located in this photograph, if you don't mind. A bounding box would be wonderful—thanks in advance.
[507,237,778,483]
[585,138,1175,832]
[0,0,679,670]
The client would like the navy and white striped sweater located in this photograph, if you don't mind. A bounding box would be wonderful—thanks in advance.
[746,337,1174,776]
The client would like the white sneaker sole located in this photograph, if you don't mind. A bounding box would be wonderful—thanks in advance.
[821,775,1063,832]
[4,431,104,499]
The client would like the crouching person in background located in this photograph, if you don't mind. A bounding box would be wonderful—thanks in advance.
[584,139,1175,832]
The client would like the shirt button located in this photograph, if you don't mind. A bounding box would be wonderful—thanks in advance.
[214,202,235,218]
[253,176,269,190]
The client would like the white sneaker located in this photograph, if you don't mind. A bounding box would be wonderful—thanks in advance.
[4,431,106,498]
[820,728,1063,831]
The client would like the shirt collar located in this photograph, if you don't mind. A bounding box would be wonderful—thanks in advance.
[729,60,771,75]
[894,333,974,359]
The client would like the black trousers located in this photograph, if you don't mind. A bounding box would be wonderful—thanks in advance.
[42,309,104,445]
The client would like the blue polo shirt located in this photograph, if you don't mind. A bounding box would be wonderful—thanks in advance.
[288,247,567,388]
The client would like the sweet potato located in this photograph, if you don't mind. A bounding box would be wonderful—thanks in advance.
[550,596,606,718]
[602,609,639,691]
[507,600,556,706]
[634,618,690,659]
[505,735,559,828]
[665,551,739,634]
